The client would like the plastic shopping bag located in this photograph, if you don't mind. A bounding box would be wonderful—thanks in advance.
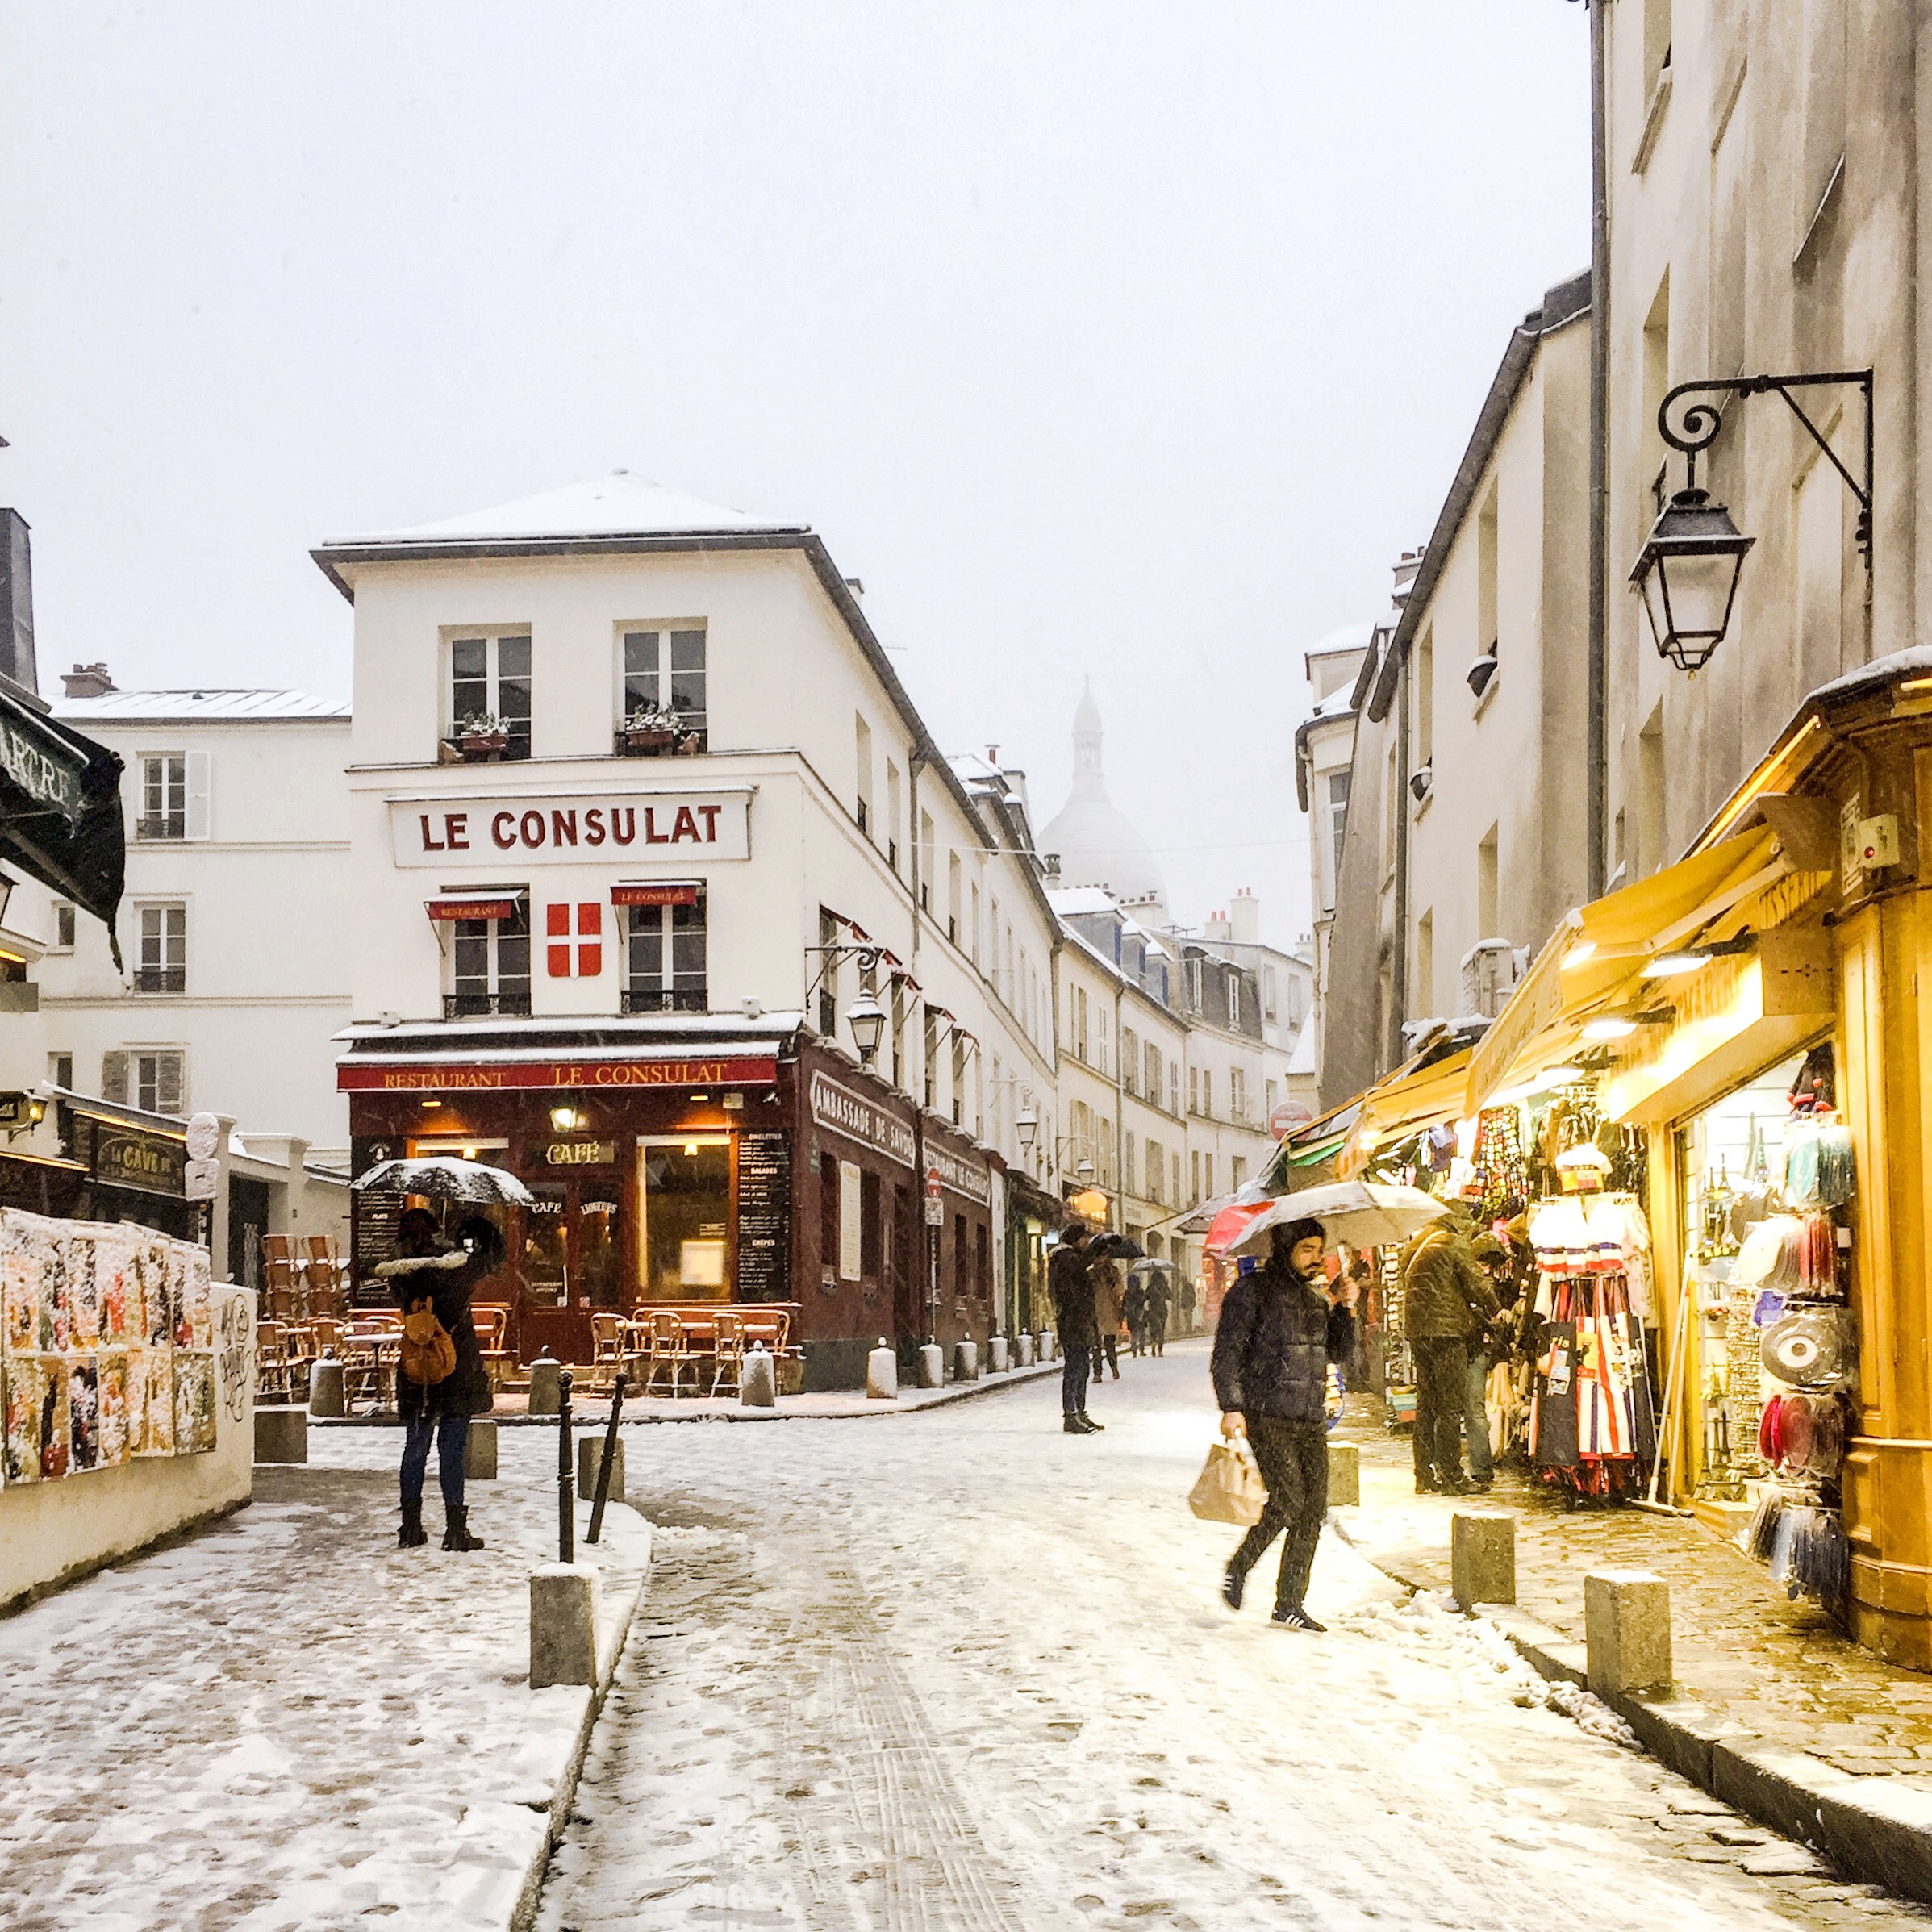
[1188,1439,1267,1526]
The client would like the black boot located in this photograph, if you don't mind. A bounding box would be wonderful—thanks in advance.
[441,1504,485,1551]
[1064,1413,1095,1434]
[399,1500,428,1548]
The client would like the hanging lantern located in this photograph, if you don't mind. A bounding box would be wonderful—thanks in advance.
[1629,487,1755,673]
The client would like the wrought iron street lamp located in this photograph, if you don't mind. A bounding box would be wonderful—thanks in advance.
[1015,1105,1038,1151]
[844,993,886,1066]
[1631,369,1874,673]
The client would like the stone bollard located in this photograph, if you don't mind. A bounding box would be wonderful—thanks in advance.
[1584,1569,1672,1698]
[953,1339,979,1383]
[1450,1511,1517,1610]
[465,1417,498,1481]
[307,1356,345,1418]
[866,1338,898,1400]
[577,1431,624,1504]
[1037,1328,1055,1361]
[988,1333,1009,1374]
[527,1354,561,1417]
[1326,1438,1361,1508]
[741,1344,777,1408]
[253,1406,308,1464]
[530,1563,600,1688]
[1015,1332,1035,1367]
[917,1342,945,1388]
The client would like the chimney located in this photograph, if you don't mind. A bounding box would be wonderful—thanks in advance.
[0,511,37,694]
[1204,908,1233,941]
[1230,887,1260,944]
[61,661,115,700]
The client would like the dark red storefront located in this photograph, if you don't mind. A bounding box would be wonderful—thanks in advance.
[340,1023,1000,1390]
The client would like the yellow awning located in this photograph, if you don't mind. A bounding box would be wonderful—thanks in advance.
[1337,1048,1475,1179]
[1463,827,1787,1116]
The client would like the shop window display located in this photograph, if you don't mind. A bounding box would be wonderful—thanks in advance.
[1677,1041,1855,1620]
[639,1137,731,1302]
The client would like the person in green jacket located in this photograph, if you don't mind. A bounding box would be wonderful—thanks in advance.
[1400,1209,1500,1495]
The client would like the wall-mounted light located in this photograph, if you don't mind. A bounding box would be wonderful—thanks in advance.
[1015,1106,1038,1151]
[845,993,887,1066]
[1643,951,1712,978]
[549,1104,585,1133]
[1581,1016,1639,1041]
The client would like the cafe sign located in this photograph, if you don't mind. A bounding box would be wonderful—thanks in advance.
[339,1056,778,1092]
[88,1122,186,1198]
[544,1138,617,1166]
[390,789,752,866]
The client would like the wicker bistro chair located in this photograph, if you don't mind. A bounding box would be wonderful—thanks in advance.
[471,1304,513,1391]
[261,1237,303,1321]
[588,1312,629,1393]
[709,1310,747,1399]
[255,1319,292,1404]
[637,1310,694,1397]
[303,1237,344,1318]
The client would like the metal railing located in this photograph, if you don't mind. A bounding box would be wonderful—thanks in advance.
[131,966,186,993]
[443,990,533,1019]
[135,814,185,841]
[620,987,707,1015]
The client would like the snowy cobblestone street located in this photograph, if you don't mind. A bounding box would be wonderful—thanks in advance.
[535,1344,1931,1931]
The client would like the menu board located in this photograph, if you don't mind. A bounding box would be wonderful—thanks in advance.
[736,1132,791,1303]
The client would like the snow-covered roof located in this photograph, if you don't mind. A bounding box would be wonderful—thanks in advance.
[1287,1026,1317,1076]
[1046,886,1119,917]
[54,689,350,723]
[323,473,806,549]
[1302,620,1375,661]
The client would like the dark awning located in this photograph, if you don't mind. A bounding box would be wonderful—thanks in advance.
[0,690,124,964]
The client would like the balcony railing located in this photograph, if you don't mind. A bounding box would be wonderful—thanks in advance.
[135,813,185,841]
[443,990,533,1020]
[620,987,708,1015]
[131,966,186,993]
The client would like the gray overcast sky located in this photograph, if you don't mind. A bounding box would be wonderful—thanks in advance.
[1,2,1588,947]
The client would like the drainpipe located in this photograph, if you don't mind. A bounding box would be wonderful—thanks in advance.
[1390,661,1412,1073]
[1112,978,1127,1237]
[1586,0,1613,899]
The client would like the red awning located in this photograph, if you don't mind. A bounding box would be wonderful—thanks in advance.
[425,893,521,921]
[611,882,701,907]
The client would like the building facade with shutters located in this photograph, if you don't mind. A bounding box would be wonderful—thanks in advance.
[318,475,1062,1386]
[41,675,354,1163]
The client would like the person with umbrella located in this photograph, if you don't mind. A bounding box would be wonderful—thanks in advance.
[1212,1215,1358,1629]
[1143,1266,1171,1357]
[1048,1221,1103,1434]
[1123,1269,1150,1358]
[378,1208,503,1550]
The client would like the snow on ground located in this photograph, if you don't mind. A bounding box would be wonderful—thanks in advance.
[537,1344,1923,1932]
[0,1434,649,1932]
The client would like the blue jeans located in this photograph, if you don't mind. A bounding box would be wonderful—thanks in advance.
[401,1413,469,1511]
[1465,1351,1493,1485]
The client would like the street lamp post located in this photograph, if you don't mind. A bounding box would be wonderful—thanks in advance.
[1632,369,1874,672]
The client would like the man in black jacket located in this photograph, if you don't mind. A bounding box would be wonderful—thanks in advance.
[1048,1221,1103,1434]
[1211,1216,1356,1629]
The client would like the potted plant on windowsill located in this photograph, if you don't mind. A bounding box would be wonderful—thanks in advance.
[620,703,684,755]
[450,712,511,762]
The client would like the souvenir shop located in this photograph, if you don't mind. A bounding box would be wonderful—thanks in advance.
[1666,1039,1853,1616]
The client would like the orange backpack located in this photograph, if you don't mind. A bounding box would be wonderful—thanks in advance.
[399,1296,457,1385]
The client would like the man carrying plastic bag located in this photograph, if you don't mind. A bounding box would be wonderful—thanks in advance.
[1209,1216,1358,1631]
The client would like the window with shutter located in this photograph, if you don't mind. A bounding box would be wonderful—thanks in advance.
[185,752,212,840]
[102,1051,128,1104]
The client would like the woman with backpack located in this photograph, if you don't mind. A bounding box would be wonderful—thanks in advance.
[377,1208,502,1551]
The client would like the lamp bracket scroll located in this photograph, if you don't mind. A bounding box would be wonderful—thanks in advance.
[1660,369,1875,563]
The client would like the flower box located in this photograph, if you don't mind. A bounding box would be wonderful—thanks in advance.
[621,727,678,754]
[453,732,509,762]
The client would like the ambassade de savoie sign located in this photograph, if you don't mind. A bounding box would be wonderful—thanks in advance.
[389,788,752,866]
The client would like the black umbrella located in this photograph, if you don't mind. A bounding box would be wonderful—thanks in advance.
[1087,1233,1145,1262]
[351,1156,535,1208]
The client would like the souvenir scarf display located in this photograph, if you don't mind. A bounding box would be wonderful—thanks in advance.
[1472,1107,1528,1225]
[1,1210,217,1486]
[1525,1194,1657,1504]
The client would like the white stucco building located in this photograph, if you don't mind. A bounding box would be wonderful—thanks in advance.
[315,473,1064,1381]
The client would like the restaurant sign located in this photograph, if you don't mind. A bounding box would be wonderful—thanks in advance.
[339,1057,777,1092]
[390,791,751,866]
[543,1138,618,1166]
[86,1120,187,1197]
[927,1141,991,1206]
[809,1070,915,1169]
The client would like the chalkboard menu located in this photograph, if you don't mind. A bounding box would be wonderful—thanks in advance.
[349,1137,403,1309]
[736,1131,791,1303]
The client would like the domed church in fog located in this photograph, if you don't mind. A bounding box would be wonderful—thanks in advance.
[1037,681,1166,921]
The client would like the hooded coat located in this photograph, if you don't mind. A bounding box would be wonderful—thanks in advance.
[1048,1239,1099,1348]
[1212,1255,1354,1425]
[1400,1223,1500,1342]
[382,1218,501,1422]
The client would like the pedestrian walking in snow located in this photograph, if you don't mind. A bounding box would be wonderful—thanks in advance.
[1211,1218,1357,1629]
[1124,1273,1150,1357]
[1049,1222,1103,1434]
[378,1208,502,1550]
[1091,1257,1125,1382]
[1144,1270,1171,1356]
[1400,1209,1500,1496]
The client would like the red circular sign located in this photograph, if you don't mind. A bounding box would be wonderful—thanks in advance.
[1270,1100,1314,1139]
[926,1166,942,1196]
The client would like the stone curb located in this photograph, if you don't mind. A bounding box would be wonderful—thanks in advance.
[311,1358,1065,1427]
[1332,1516,1932,1906]
[507,1520,651,1932]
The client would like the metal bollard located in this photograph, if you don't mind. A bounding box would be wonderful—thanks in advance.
[557,1369,575,1565]
[586,1372,627,1545]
